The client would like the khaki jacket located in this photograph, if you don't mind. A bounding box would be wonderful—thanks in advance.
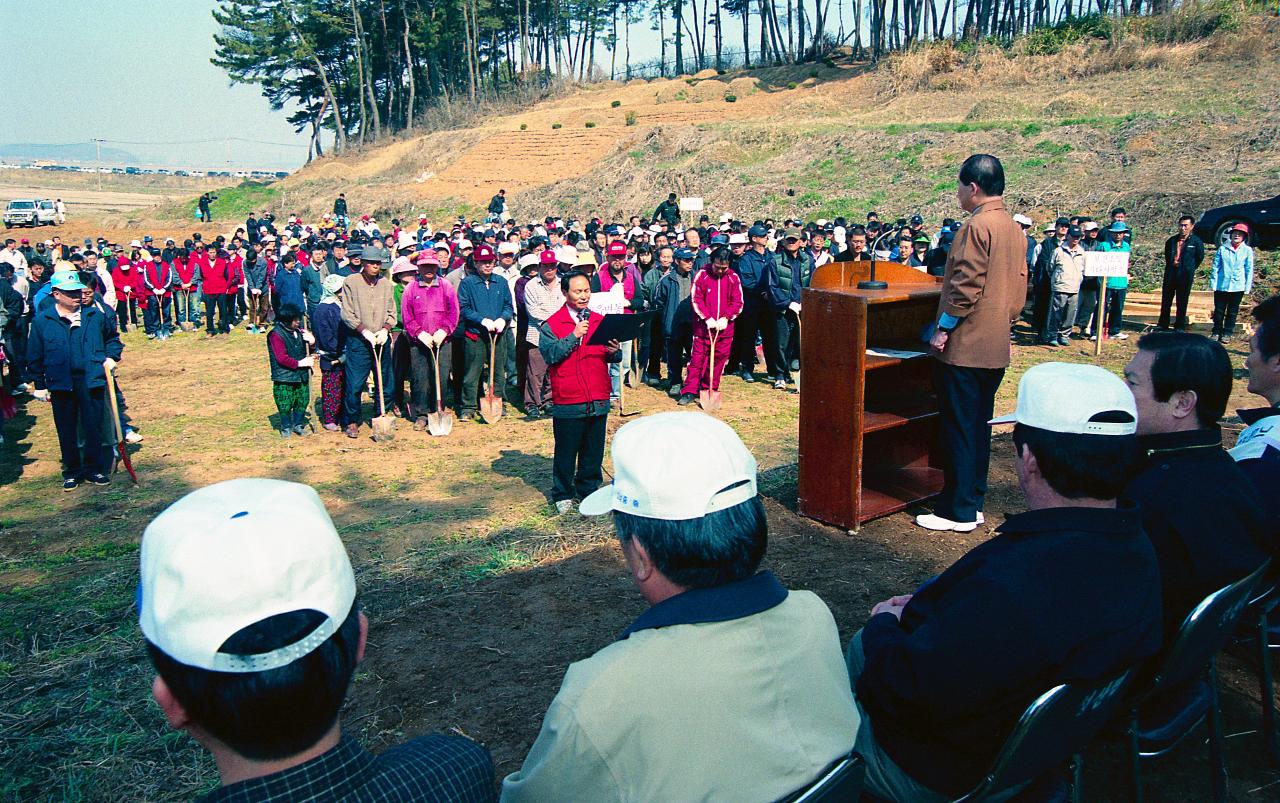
[500,583,858,803]
[1050,242,1087,294]
[935,199,1027,369]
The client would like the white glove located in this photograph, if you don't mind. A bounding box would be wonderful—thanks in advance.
[433,329,447,345]
[362,329,378,345]
[374,329,389,346]
[716,317,728,330]
[494,318,506,333]
[481,317,494,331]
[103,358,117,372]
[251,288,262,295]
[301,330,315,344]
[705,318,720,331]
[418,331,432,347]
[788,302,801,313]
[32,389,50,402]
[297,356,314,368]
[153,288,164,295]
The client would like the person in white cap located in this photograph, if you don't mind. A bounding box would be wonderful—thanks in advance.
[849,362,1162,802]
[138,478,495,800]
[502,412,858,801]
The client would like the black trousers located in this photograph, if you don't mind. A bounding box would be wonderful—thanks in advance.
[204,295,232,333]
[1159,270,1194,330]
[1031,277,1052,340]
[1213,291,1245,337]
[933,362,1004,523]
[407,338,452,415]
[729,296,782,377]
[551,414,608,502]
[51,376,110,480]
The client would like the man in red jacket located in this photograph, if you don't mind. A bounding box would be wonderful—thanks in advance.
[538,272,621,514]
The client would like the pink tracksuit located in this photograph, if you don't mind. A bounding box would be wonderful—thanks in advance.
[682,269,744,394]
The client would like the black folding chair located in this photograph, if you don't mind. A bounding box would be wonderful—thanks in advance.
[775,752,865,803]
[1230,576,1280,763]
[1119,560,1270,803]
[950,669,1136,803]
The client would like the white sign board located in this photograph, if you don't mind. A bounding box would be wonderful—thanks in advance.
[1083,251,1130,278]
[588,285,628,316]
[678,196,704,212]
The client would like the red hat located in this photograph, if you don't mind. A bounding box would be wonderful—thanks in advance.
[361,214,371,221]
[414,250,440,266]
[539,249,559,266]
[606,241,628,257]
[1230,222,1250,235]
[20,238,29,244]
[473,244,496,262]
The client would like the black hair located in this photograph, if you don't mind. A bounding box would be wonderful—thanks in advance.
[1252,295,1280,361]
[1136,330,1232,427]
[1178,214,1195,225]
[958,153,1005,197]
[1012,423,1139,500]
[614,494,767,589]
[560,270,590,293]
[281,251,297,265]
[1111,207,1127,216]
[147,603,360,761]
[710,245,733,263]
[276,304,304,323]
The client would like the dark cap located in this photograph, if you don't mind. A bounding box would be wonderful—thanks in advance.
[747,224,769,238]
[1055,216,1071,227]
[1066,225,1083,238]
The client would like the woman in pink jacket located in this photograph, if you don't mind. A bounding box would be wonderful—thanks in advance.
[680,246,744,404]
[400,250,460,428]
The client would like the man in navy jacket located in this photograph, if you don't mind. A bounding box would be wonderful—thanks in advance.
[27,272,124,490]
[847,363,1162,801]
[457,245,514,421]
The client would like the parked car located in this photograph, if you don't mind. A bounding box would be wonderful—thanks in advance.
[3,198,56,228]
[1194,193,1280,250]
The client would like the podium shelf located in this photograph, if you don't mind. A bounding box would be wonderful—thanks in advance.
[859,466,945,522]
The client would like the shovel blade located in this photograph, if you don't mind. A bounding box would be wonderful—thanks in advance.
[427,411,452,437]
[371,415,397,441]
[479,395,504,424]
[699,390,722,412]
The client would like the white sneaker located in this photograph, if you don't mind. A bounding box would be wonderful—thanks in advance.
[915,513,979,532]
[977,512,985,525]
[1113,332,1129,340]
[124,429,144,444]
[554,499,575,515]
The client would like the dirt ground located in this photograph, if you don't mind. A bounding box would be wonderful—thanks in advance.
[2,314,1278,799]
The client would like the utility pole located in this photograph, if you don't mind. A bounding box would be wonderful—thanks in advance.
[93,138,103,190]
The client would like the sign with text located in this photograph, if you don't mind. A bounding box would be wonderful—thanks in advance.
[1084,251,1130,278]
[678,196,704,212]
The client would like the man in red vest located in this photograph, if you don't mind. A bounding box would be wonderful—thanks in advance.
[538,271,621,514]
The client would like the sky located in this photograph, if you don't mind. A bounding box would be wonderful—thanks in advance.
[0,1,311,171]
[0,1,778,172]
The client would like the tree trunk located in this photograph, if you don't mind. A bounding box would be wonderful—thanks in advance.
[403,2,416,129]
[675,0,685,74]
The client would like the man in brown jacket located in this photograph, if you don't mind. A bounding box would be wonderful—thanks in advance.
[919,154,1028,532]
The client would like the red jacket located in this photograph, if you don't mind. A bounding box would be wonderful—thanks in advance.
[173,255,196,288]
[226,254,244,292]
[202,257,229,294]
[690,269,744,335]
[142,259,174,298]
[546,304,613,406]
[111,260,137,296]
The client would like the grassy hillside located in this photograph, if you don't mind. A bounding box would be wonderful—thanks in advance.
[154,5,1280,296]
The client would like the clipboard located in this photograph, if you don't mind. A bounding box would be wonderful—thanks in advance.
[587,311,654,345]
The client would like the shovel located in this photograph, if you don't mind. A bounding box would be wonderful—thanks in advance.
[479,331,504,424]
[426,341,453,436]
[104,366,138,484]
[303,339,317,433]
[699,283,723,412]
[371,341,397,441]
[699,330,722,412]
[616,338,641,417]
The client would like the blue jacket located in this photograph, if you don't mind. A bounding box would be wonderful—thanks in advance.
[1210,242,1254,293]
[26,303,124,391]
[301,264,323,305]
[273,266,306,313]
[735,248,777,297]
[457,273,514,337]
[311,301,346,372]
[857,504,1162,796]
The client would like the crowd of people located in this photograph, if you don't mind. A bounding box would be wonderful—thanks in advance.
[4,153,1279,800]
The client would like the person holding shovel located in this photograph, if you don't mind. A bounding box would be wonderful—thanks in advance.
[540,272,621,515]
[401,250,459,431]
[457,244,514,422]
[680,247,744,406]
[339,247,396,439]
[312,274,347,432]
[266,305,315,438]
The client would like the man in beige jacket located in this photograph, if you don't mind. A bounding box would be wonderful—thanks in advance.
[501,412,858,802]
[919,154,1028,533]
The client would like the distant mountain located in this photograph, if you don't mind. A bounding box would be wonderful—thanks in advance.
[0,142,138,165]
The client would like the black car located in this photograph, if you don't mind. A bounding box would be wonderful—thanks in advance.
[1194,193,1280,250]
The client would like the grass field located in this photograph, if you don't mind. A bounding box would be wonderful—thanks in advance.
[2,314,1278,800]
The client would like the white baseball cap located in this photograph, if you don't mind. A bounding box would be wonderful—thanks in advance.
[989,362,1136,435]
[579,412,758,519]
[728,232,748,245]
[497,241,520,255]
[138,479,356,673]
[396,231,417,250]
[1012,213,1033,227]
[556,244,579,265]
[719,213,733,224]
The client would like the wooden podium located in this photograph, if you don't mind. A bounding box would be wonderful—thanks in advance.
[798,260,944,531]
